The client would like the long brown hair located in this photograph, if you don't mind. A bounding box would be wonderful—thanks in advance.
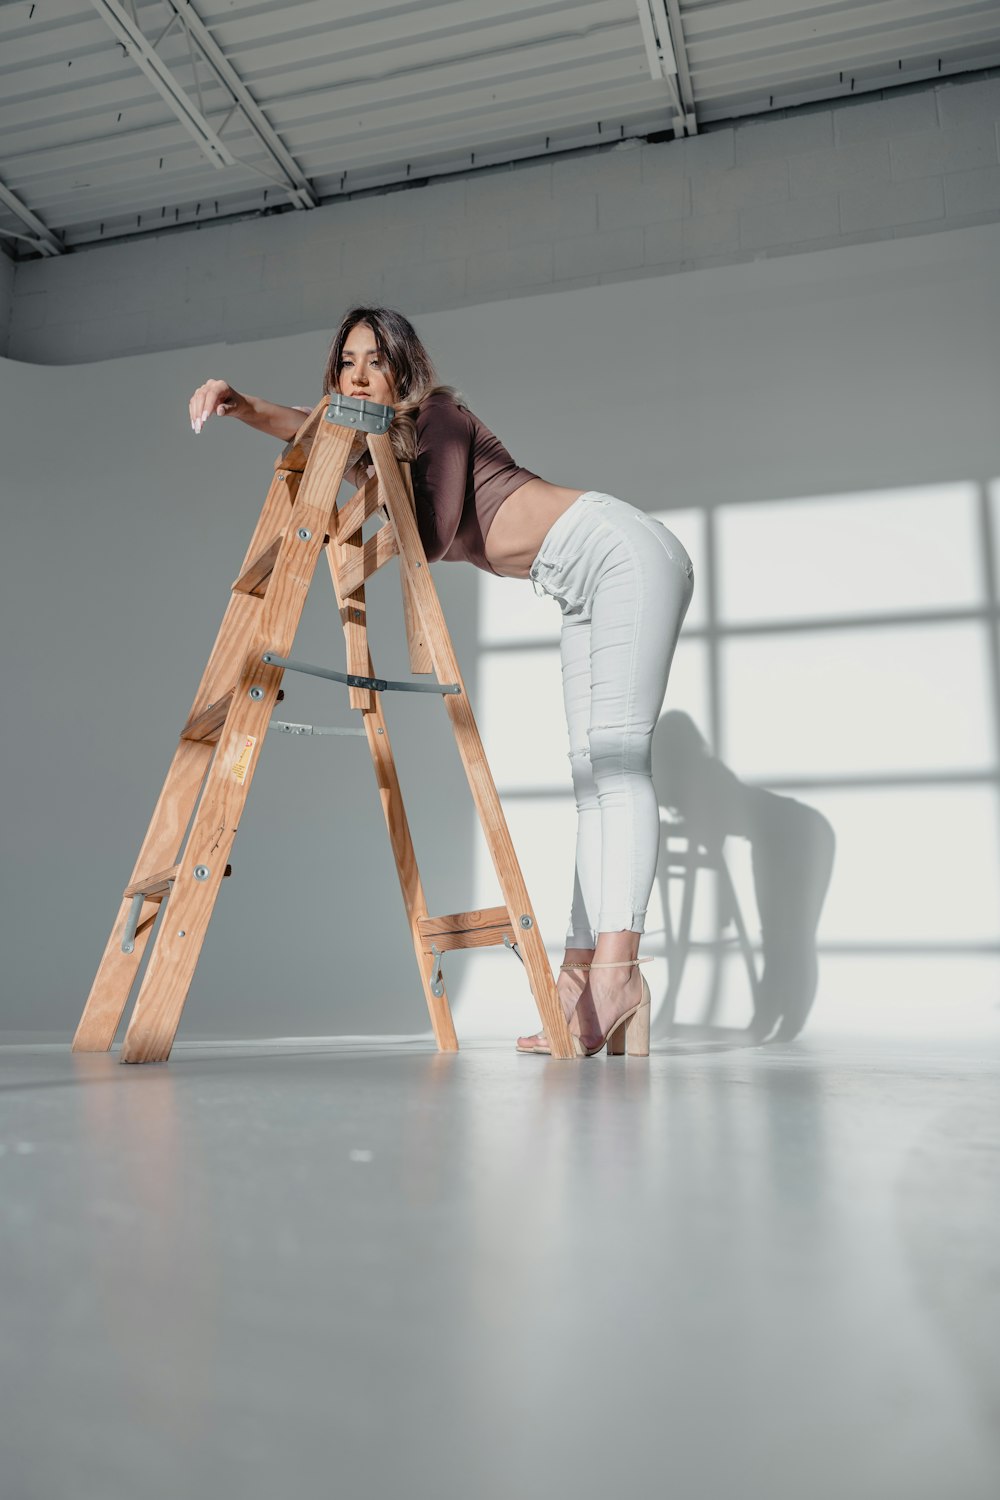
[322,305,463,470]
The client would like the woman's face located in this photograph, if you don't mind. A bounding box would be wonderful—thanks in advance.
[337,322,396,405]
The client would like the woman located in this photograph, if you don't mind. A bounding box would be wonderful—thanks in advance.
[188,306,693,1056]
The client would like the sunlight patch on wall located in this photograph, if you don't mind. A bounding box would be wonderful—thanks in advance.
[451,798,580,1039]
[718,483,980,623]
[450,481,1000,1041]
[722,622,994,779]
[477,646,570,789]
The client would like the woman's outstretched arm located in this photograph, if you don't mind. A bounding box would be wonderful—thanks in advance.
[188,379,306,440]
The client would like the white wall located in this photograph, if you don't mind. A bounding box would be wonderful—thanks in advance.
[2,219,999,1044]
[5,72,1000,366]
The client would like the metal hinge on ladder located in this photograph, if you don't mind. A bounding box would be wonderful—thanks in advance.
[429,934,525,996]
[504,932,525,966]
[426,916,531,997]
[270,720,367,738]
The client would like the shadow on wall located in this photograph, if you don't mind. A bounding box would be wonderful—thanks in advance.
[651,711,836,1044]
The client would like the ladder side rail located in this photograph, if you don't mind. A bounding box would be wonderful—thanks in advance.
[397,463,433,676]
[328,457,374,714]
[230,396,321,581]
[187,464,305,726]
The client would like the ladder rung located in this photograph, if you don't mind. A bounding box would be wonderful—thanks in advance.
[339,526,398,598]
[124,865,178,900]
[124,863,232,900]
[181,690,234,743]
[336,475,383,542]
[181,688,285,742]
[417,906,516,953]
[232,531,331,597]
[232,534,283,597]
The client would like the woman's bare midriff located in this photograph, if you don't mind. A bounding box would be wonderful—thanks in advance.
[483,477,586,578]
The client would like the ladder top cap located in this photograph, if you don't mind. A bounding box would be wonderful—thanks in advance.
[325,393,394,434]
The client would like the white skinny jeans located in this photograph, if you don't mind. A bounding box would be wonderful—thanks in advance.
[528,492,694,946]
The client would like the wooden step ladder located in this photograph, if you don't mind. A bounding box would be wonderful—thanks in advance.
[72,394,576,1062]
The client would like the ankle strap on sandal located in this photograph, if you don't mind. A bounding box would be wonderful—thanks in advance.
[559,957,653,970]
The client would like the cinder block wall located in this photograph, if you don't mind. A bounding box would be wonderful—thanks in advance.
[4,71,1000,365]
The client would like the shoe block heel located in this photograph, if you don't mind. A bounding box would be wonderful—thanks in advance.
[607,1019,627,1056]
[607,975,651,1057]
[625,997,650,1057]
[626,974,652,1057]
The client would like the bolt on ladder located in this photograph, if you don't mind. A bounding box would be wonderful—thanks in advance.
[72,394,576,1062]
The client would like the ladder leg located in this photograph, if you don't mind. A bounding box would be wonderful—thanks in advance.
[73,740,214,1050]
[367,434,576,1058]
[119,421,357,1061]
[74,451,308,1053]
[398,466,433,675]
[323,544,458,1049]
[362,691,459,1052]
[117,646,289,1060]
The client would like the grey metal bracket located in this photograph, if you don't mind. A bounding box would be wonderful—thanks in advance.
[270,720,367,739]
[121,893,147,954]
[503,932,524,966]
[324,393,394,435]
[429,932,526,997]
[262,651,461,698]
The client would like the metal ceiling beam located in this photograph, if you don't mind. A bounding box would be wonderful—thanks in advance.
[89,0,236,169]
[90,1,316,209]
[0,177,64,256]
[664,0,698,133]
[161,2,317,209]
[635,0,697,135]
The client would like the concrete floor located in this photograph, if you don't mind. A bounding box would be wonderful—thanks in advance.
[2,1031,998,1500]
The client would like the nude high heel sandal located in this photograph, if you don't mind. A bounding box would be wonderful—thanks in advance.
[515,958,652,1056]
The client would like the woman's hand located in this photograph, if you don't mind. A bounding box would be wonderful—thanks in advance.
[187,383,307,441]
[189,379,246,433]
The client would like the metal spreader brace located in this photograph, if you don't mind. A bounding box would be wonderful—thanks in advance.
[73,392,576,1062]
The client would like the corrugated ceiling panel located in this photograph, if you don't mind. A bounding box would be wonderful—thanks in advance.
[0,0,996,252]
[682,0,1000,115]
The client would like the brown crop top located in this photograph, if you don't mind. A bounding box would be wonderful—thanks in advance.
[298,391,539,577]
[409,391,539,576]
